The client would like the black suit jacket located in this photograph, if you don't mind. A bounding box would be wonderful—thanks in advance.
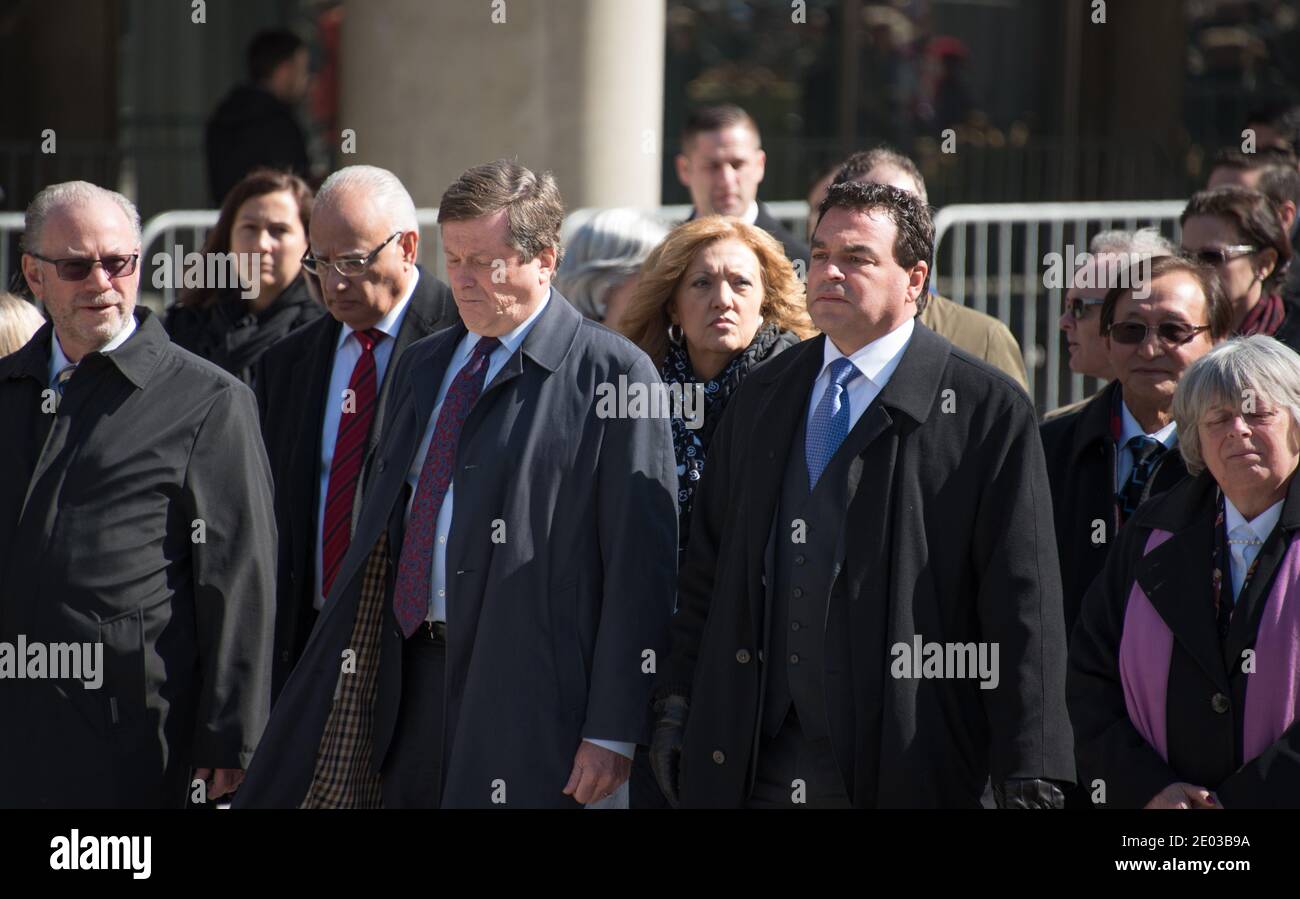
[253,267,460,699]
[754,202,810,269]
[1040,380,1189,637]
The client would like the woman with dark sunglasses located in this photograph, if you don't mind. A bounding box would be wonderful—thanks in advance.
[1042,255,1234,655]
[1181,186,1298,351]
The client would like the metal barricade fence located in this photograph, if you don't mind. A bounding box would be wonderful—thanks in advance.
[932,201,1188,415]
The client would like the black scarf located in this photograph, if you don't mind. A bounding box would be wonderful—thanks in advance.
[660,321,787,553]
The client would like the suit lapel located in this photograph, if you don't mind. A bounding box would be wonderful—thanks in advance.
[1134,509,1229,691]
[1223,473,1300,668]
[751,337,826,629]
[290,317,340,569]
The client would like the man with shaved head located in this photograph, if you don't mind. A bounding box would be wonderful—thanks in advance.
[0,180,277,807]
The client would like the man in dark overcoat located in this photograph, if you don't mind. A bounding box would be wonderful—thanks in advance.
[236,160,677,808]
[651,181,1075,808]
[0,181,275,808]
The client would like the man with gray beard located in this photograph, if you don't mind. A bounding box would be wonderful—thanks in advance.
[0,181,276,807]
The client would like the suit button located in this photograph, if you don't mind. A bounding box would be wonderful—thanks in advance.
[735,649,751,664]
[791,621,801,631]
[790,653,799,664]
[378,460,387,472]
[712,750,726,765]
[1211,692,1230,714]
[795,555,806,566]
[792,587,803,599]
[279,650,290,663]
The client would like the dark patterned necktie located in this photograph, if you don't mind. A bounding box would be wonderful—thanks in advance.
[392,335,500,636]
[320,328,385,601]
[54,364,76,396]
[1117,435,1166,522]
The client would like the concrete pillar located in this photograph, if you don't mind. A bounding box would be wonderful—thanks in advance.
[337,0,665,213]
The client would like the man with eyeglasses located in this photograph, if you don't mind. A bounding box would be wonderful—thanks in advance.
[252,165,459,700]
[1047,229,1175,422]
[0,181,277,808]
[1042,255,1233,644]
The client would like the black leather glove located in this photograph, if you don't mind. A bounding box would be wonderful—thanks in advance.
[994,778,1067,809]
[649,694,689,808]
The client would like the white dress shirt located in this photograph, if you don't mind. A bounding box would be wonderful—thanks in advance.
[1115,400,1178,488]
[49,314,138,386]
[314,270,418,608]
[806,317,915,436]
[1224,497,1284,600]
[402,289,632,763]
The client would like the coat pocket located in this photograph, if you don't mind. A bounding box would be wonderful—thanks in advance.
[548,580,589,718]
[95,599,156,729]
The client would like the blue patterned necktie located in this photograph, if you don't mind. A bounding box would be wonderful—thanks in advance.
[1118,435,1166,521]
[54,364,76,396]
[806,357,862,490]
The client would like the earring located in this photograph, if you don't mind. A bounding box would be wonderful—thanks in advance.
[668,322,684,345]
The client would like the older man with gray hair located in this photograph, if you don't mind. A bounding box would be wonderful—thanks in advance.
[0,180,277,807]
[253,164,460,699]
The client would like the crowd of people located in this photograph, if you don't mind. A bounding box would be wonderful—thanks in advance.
[2,87,1300,810]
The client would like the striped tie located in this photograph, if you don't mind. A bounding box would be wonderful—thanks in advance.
[320,328,385,601]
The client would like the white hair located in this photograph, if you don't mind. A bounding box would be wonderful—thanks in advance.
[555,208,668,320]
[316,165,419,234]
[22,181,141,253]
[1089,226,1175,258]
[1173,335,1300,475]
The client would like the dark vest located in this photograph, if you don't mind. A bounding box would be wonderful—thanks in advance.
[762,410,869,740]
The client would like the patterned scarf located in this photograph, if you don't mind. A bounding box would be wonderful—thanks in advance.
[660,321,786,553]
[1238,292,1285,337]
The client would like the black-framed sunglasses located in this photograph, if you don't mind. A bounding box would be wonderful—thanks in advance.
[1107,320,1211,346]
[1186,245,1257,266]
[302,231,402,278]
[1067,296,1105,320]
[27,252,139,282]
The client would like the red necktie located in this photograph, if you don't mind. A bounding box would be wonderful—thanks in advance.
[320,328,385,601]
[392,335,500,636]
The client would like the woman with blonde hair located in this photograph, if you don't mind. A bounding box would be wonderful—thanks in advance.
[0,292,45,357]
[622,216,813,554]
[620,215,811,810]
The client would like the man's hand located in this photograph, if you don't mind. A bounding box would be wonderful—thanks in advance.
[562,742,632,805]
[193,768,245,801]
[1144,782,1220,809]
[649,694,689,808]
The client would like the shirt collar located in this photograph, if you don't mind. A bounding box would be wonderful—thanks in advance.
[1224,495,1285,542]
[50,312,137,385]
[819,317,915,389]
[334,268,419,351]
[1119,398,1178,448]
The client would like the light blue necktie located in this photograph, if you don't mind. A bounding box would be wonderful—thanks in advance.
[806,357,862,490]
